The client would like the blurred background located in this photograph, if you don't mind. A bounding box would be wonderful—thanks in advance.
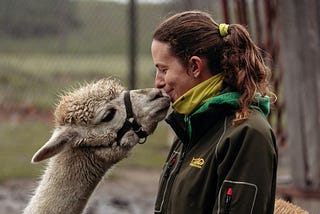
[0,0,319,213]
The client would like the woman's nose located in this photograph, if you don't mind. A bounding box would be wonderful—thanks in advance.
[155,72,165,88]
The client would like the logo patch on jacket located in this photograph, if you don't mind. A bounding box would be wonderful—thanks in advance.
[189,157,205,168]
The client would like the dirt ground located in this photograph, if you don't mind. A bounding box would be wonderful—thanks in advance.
[2,170,320,214]
[0,167,161,214]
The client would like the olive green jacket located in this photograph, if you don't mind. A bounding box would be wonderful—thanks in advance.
[154,93,278,214]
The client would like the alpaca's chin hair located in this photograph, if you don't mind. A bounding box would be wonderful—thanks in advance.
[144,122,158,135]
[120,131,140,147]
[91,131,139,164]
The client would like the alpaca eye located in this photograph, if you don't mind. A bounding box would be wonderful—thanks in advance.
[101,108,116,122]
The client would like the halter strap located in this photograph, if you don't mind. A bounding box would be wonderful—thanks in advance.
[115,91,148,145]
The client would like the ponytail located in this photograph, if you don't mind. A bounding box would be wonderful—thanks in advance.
[220,24,274,124]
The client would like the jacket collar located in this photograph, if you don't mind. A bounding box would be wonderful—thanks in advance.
[165,104,232,147]
[166,89,270,147]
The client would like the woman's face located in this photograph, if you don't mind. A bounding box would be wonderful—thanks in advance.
[151,40,198,102]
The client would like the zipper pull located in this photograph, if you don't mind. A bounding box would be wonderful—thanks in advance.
[225,187,233,214]
[163,154,177,178]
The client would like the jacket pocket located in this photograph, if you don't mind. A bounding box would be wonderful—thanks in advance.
[217,180,258,214]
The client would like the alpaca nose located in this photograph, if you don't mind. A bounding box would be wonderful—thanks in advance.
[152,89,164,100]
[159,89,169,98]
[150,88,168,101]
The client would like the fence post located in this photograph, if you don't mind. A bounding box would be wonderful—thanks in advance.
[128,0,137,89]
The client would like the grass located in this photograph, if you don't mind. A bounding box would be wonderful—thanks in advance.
[0,53,156,109]
[0,0,165,112]
[0,121,51,182]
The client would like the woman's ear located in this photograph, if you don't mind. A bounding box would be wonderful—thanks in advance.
[188,56,204,78]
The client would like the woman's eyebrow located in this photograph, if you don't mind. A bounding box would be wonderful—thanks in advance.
[155,63,167,68]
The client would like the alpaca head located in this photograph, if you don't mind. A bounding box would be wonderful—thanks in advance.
[31,78,170,165]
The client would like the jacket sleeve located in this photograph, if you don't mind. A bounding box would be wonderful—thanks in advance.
[212,121,278,214]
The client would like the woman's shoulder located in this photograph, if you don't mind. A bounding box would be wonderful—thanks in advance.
[214,110,277,164]
[233,109,272,134]
[224,109,276,149]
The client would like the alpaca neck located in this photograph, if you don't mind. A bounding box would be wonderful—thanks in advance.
[24,151,111,214]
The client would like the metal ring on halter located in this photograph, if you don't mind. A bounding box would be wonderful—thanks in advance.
[138,137,147,144]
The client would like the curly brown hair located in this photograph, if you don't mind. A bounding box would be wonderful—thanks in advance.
[153,10,275,124]
[220,23,274,124]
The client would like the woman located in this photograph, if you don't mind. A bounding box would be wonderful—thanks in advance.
[151,11,278,214]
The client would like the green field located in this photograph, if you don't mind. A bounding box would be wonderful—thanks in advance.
[0,53,156,109]
[0,1,170,182]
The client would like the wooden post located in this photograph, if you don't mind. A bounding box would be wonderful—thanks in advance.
[128,0,137,90]
[278,0,320,188]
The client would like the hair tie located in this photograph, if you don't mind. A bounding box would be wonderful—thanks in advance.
[219,23,229,37]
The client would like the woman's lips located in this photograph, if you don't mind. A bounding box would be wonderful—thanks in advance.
[165,89,174,102]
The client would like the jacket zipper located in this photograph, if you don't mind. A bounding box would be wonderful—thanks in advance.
[155,150,181,213]
[163,153,178,179]
[175,145,187,174]
[156,112,190,213]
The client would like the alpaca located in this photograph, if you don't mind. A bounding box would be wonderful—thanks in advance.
[23,78,170,214]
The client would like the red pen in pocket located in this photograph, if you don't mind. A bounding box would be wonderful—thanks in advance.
[225,187,233,214]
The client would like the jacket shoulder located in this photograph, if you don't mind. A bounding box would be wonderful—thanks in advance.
[232,110,273,138]
[220,109,277,158]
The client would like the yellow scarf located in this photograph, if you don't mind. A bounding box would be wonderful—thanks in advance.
[172,73,224,115]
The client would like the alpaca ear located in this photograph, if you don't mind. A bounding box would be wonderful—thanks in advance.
[32,127,78,163]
